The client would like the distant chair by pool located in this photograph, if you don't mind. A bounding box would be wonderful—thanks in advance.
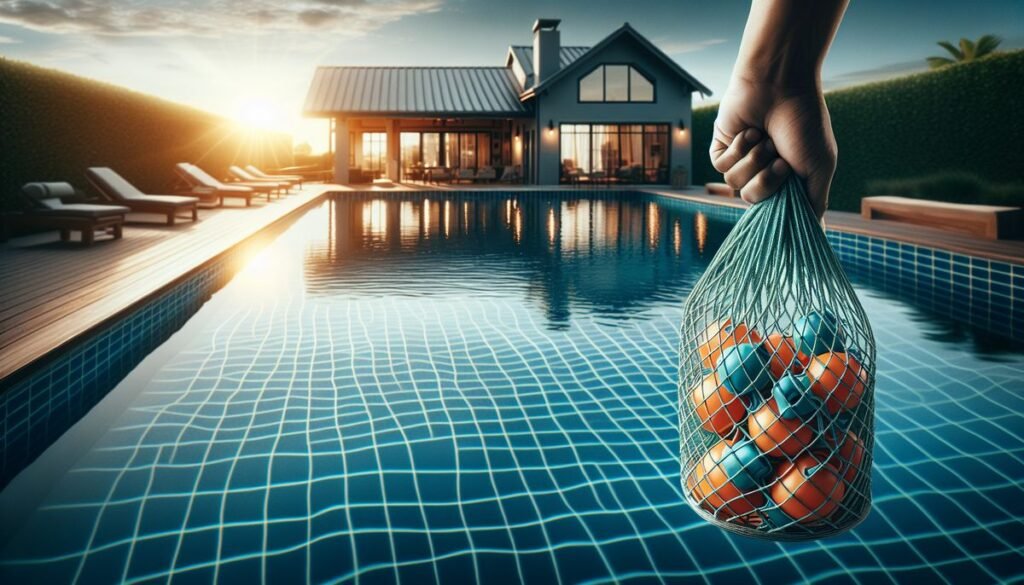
[245,165,303,188]
[174,163,262,205]
[498,166,521,184]
[474,167,497,183]
[425,167,451,184]
[86,167,199,226]
[454,168,476,184]
[13,182,129,245]
[227,166,290,194]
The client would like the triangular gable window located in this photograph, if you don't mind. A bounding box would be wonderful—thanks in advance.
[578,65,655,103]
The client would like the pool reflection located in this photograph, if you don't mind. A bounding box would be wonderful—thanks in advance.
[304,193,734,328]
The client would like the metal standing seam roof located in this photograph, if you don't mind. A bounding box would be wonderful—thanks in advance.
[508,45,590,85]
[303,66,529,117]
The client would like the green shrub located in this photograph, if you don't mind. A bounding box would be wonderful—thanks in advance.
[865,172,1024,207]
[0,57,293,212]
[691,50,1024,212]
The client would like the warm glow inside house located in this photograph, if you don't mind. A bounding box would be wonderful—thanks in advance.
[303,19,710,186]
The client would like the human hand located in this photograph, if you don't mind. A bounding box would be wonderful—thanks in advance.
[709,78,837,218]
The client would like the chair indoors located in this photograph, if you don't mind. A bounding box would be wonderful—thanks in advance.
[455,168,476,184]
[12,182,129,245]
[86,167,198,225]
[473,167,497,183]
[426,167,451,184]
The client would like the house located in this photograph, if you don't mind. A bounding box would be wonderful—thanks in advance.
[303,19,710,186]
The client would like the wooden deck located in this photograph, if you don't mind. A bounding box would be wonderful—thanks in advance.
[0,185,340,383]
[648,189,1024,264]
[1,182,1019,386]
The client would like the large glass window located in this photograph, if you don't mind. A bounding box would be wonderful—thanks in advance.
[579,68,604,102]
[630,68,654,102]
[604,65,629,102]
[478,132,492,168]
[578,65,655,103]
[439,132,493,170]
[423,133,440,167]
[592,125,619,174]
[559,123,670,184]
[560,124,591,179]
[398,132,443,180]
[362,133,386,174]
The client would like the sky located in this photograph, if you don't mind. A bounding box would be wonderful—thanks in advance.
[0,0,1020,153]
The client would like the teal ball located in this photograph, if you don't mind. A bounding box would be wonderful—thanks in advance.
[715,343,773,398]
[793,310,844,356]
[718,438,773,492]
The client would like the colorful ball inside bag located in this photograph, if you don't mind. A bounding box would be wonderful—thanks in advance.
[697,320,761,369]
[679,177,874,540]
[690,371,747,437]
[688,437,772,520]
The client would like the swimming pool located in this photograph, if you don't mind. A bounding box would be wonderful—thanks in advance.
[1,192,1022,583]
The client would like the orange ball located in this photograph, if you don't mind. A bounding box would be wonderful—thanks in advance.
[770,454,846,524]
[696,319,762,370]
[689,440,766,519]
[763,333,810,379]
[748,398,815,458]
[806,352,867,415]
[691,372,747,436]
[833,431,866,485]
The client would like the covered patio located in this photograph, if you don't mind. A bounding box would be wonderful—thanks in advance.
[337,117,526,184]
[303,67,533,185]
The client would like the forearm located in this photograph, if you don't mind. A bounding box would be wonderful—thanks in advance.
[733,0,849,88]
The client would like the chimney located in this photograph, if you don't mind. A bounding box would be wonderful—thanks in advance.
[532,18,561,87]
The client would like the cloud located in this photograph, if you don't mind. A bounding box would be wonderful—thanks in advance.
[657,38,727,55]
[0,34,18,43]
[0,0,442,37]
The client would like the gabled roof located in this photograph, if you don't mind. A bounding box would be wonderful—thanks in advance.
[303,66,528,117]
[506,45,591,89]
[518,23,712,100]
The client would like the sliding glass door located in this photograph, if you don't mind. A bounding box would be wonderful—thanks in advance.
[399,132,442,180]
[361,132,386,176]
[558,124,670,184]
[443,132,492,170]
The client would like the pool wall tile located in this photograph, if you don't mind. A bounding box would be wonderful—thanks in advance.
[0,248,235,486]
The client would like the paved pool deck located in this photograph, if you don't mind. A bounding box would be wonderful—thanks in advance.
[0,182,1020,388]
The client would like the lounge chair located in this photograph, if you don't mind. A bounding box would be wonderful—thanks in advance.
[86,167,198,226]
[474,167,497,183]
[228,166,290,194]
[245,165,303,187]
[14,182,129,245]
[174,163,261,205]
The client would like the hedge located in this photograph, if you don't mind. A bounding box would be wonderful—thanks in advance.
[0,57,293,212]
[691,49,1024,211]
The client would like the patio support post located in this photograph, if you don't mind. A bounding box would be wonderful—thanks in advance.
[386,119,399,181]
[334,117,349,184]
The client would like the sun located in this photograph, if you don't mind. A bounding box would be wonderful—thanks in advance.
[236,98,281,131]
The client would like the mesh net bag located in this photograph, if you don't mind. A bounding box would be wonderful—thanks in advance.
[679,177,875,540]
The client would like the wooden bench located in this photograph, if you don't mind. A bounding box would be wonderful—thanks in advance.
[705,182,737,198]
[861,196,1023,240]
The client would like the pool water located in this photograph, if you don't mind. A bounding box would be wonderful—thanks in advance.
[1,193,1022,584]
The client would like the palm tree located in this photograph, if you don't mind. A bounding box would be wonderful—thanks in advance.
[927,35,1002,69]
